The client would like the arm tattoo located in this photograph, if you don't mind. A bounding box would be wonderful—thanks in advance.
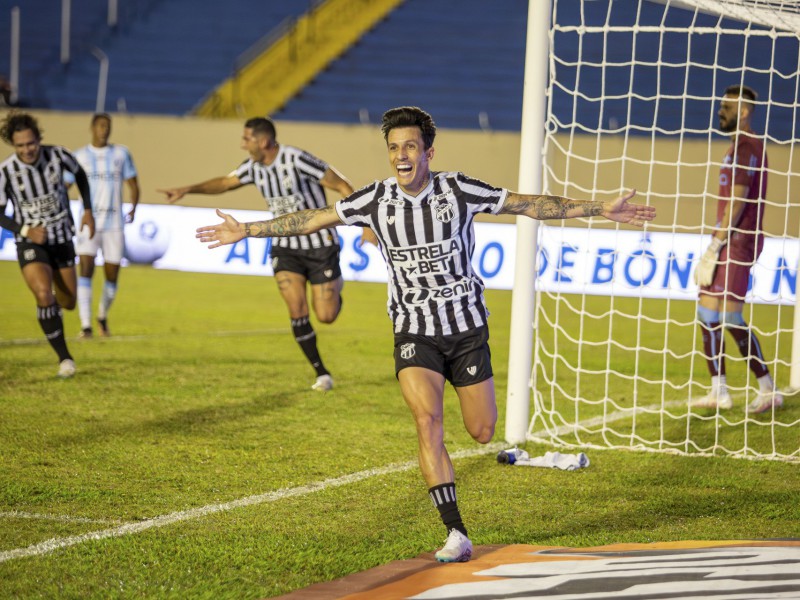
[503,194,603,219]
[244,207,329,238]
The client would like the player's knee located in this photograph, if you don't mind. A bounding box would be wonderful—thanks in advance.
[696,305,720,327]
[415,413,444,441]
[315,307,339,324]
[467,418,495,444]
[721,311,746,330]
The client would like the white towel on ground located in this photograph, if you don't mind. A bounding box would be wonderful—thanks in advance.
[515,450,590,470]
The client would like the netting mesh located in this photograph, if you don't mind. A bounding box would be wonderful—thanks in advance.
[528,0,800,461]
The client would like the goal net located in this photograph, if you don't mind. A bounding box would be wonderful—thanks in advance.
[511,0,800,462]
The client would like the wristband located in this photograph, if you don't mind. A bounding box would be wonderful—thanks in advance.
[20,225,30,238]
[708,236,725,254]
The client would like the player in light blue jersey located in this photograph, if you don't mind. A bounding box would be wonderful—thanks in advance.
[67,113,139,337]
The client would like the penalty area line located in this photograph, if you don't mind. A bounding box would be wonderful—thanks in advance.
[0,444,506,564]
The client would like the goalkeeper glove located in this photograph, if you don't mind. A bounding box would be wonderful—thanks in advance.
[694,236,726,287]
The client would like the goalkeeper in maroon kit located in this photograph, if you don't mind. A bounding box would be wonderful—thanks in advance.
[692,85,783,414]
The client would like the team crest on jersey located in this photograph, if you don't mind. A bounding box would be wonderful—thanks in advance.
[435,201,455,223]
[400,343,416,360]
[45,163,60,185]
[279,167,293,191]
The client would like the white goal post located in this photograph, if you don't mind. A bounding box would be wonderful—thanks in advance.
[506,0,800,461]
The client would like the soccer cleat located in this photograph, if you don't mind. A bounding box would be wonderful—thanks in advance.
[57,359,76,378]
[748,390,784,414]
[79,328,93,339]
[311,374,333,392]
[435,529,473,563]
[690,391,733,410]
[96,318,110,337]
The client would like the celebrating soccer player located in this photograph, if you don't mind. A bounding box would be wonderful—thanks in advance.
[161,117,368,391]
[0,111,95,377]
[196,106,655,562]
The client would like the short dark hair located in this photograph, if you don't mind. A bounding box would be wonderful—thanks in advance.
[0,111,42,145]
[724,84,758,105]
[91,112,111,125]
[381,106,436,149]
[244,117,276,140]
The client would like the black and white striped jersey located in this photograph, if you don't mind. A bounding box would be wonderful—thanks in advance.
[335,171,508,336]
[0,145,82,245]
[231,144,339,250]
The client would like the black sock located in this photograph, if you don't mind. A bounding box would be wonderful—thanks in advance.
[37,303,72,362]
[429,483,467,537]
[291,316,328,377]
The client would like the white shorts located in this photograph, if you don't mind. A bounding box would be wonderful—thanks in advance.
[75,228,125,264]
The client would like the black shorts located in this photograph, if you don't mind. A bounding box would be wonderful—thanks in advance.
[16,241,76,270]
[270,245,342,285]
[393,326,493,387]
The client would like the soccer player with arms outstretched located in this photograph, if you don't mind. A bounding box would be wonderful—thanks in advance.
[196,107,655,562]
[161,117,371,391]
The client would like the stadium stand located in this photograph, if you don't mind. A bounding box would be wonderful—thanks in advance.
[0,0,311,113]
[272,0,529,131]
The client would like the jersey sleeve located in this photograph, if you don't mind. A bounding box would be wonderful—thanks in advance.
[56,146,82,176]
[453,172,508,214]
[121,147,137,180]
[334,182,379,227]
[230,159,254,185]
[295,149,328,181]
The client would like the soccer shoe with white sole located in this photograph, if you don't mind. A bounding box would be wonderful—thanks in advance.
[748,391,784,414]
[311,374,333,392]
[434,529,473,563]
[690,391,732,410]
[58,359,76,378]
[79,328,93,339]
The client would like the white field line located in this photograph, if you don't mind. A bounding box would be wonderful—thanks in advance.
[0,511,123,525]
[0,328,289,347]
[0,443,507,563]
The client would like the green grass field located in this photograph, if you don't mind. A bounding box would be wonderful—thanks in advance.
[1,260,798,599]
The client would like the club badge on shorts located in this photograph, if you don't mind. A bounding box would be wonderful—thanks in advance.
[400,343,416,360]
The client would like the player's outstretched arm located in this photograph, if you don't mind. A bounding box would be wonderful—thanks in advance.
[501,189,655,227]
[159,175,241,204]
[197,205,343,249]
[600,190,656,226]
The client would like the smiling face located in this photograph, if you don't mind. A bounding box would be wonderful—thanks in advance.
[12,128,40,165]
[386,126,434,196]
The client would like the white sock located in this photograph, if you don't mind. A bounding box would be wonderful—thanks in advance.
[98,281,117,320]
[77,277,92,329]
[757,373,774,393]
[712,375,728,395]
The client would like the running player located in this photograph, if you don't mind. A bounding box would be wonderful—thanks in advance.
[195,106,656,562]
[0,111,95,376]
[161,117,367,391]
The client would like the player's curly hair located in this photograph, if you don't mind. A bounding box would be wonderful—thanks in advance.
[381,106,436,149]
[0,111,42,145]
